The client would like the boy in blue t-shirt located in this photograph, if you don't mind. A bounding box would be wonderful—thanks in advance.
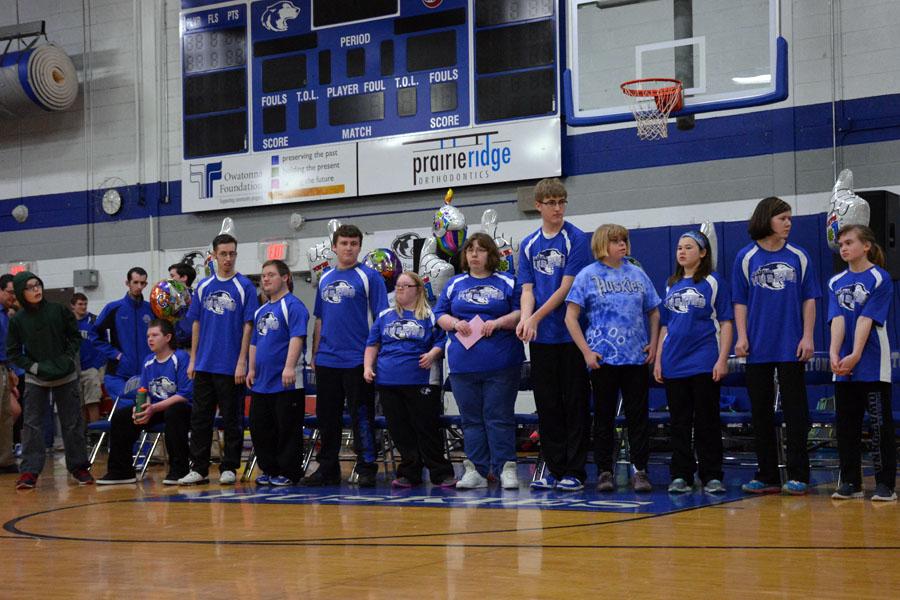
[178,234,259,486]
[303,224,388,488]
[70,293,106,425]
[97,319,192,485]
[516,178,593,492]
[248,259,309,486]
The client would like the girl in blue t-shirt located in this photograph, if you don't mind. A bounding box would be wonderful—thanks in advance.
[364,271,455,488]
[248,259,309,486]
[435,233,525,490]
[97,319,192,486]
[653,231,733,494]
[828,225,896,502]
[731,197,821,496]
[565,223,661,493]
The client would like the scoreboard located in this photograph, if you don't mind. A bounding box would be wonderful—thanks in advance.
[180,0,561,213]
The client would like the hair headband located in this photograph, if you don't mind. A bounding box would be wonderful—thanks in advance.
[680,230,707,249]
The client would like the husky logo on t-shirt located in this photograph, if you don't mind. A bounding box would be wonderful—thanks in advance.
[534,248,566,275]
[148,376,176,401]
[750,262,796,290]
[835,283,870,311]
[142,314,152,324]
[203,290,237,314]
[665,287,706,314]
[256,311,280,336]
[460,285,504,305]
[386,319,425,340]
[321,280,356,304]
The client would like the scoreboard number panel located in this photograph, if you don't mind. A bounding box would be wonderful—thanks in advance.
[180,0,562,213]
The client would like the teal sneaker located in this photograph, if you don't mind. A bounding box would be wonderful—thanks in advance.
[782,480,808,495]
[703,479,726,494]
[741,479,780,494]
[667,478,691,493]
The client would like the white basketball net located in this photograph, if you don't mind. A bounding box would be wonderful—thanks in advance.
[622,80,683,141]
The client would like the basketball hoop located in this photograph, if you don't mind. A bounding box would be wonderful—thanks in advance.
[620,78,684,140]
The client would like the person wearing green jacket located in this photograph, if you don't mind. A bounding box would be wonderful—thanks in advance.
[6,272,93,489]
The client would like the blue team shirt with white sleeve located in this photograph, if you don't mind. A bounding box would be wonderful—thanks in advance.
[566,261,661,366]
[660,272,734,378]
[366,308,446,386]
[251,294,309,393]
[186,272,259,376]
[434,272,525,374]
[517,221,592,344]
[314,263,389,368]
[139,349,193,407]
[731,242,821,364]
[827,266,892,383]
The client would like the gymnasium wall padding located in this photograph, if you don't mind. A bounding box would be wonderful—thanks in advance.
[0,44,78,119]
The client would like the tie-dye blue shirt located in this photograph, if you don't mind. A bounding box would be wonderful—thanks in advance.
[566,261,661,366]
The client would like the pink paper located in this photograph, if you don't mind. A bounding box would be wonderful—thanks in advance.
[455,315,485,350]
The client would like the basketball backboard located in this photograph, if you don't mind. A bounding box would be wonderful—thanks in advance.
[564,0,786,126]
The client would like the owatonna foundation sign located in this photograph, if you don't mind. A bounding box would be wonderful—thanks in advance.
[356,118,561,196]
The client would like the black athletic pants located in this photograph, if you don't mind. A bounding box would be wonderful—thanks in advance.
[189,371,245,476]
[530,342,590,481]
[314,365,377,477]
[835,382,896,490]
[249,389,305,482]
[591,364,650,473]
[665,374,723,484]
[107,403,191,478]
[745,362,809,484]
[378,384,453,483]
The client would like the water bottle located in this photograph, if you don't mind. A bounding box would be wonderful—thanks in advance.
[134,387,148,414]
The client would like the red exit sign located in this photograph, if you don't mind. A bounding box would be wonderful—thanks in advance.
[9,262,30,275]
[265,242,288,261]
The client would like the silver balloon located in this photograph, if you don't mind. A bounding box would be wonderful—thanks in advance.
[826,169,870,251]
[481,208,498,238]
[699,222,719,270]
[219,217,235,236]
[307,241,335,287]
[327,218,342,237]
[418,237,454,303]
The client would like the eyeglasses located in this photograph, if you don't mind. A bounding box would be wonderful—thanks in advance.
[24,283,42,292]
[539,199,568,208]
[394,284,419,290]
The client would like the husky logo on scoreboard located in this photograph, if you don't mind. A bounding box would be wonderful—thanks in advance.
[261,1,300,32]
[751,262,797,291]
[835,283,870,311]
[665,288,706,314]
[189,162,222,200]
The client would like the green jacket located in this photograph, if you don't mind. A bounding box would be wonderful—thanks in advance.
[6,271,80,381]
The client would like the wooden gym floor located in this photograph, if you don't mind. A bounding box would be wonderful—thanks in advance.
[2,455,898,599]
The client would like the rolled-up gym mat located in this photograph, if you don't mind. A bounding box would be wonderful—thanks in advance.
[0,44,78,119]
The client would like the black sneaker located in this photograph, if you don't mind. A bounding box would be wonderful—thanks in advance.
[0,464,19,474]
[831,482,863,500]
[97,473,138,485]
[872,483,897,502]
[163,472,187,486]
[73,468,95,485]
[299,469,341,487]
[356,470,376,488]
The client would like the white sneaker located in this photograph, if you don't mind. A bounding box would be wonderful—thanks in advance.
[177,470,209,485]
[500,461,519,490]
[219,470,237,485]
[455,460,487,489]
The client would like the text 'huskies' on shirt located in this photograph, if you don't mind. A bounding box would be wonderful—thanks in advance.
[434,273,525,374]
[140,349,193,406]
[251,294,309,393]
[314,264,389,368]
[731,242,821,364]
[187,273,259,376]
[517,222,592,344]
[566,261,661,366]
[827,266,892,383]
[660,273,734,379]
[367,308,446,386]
